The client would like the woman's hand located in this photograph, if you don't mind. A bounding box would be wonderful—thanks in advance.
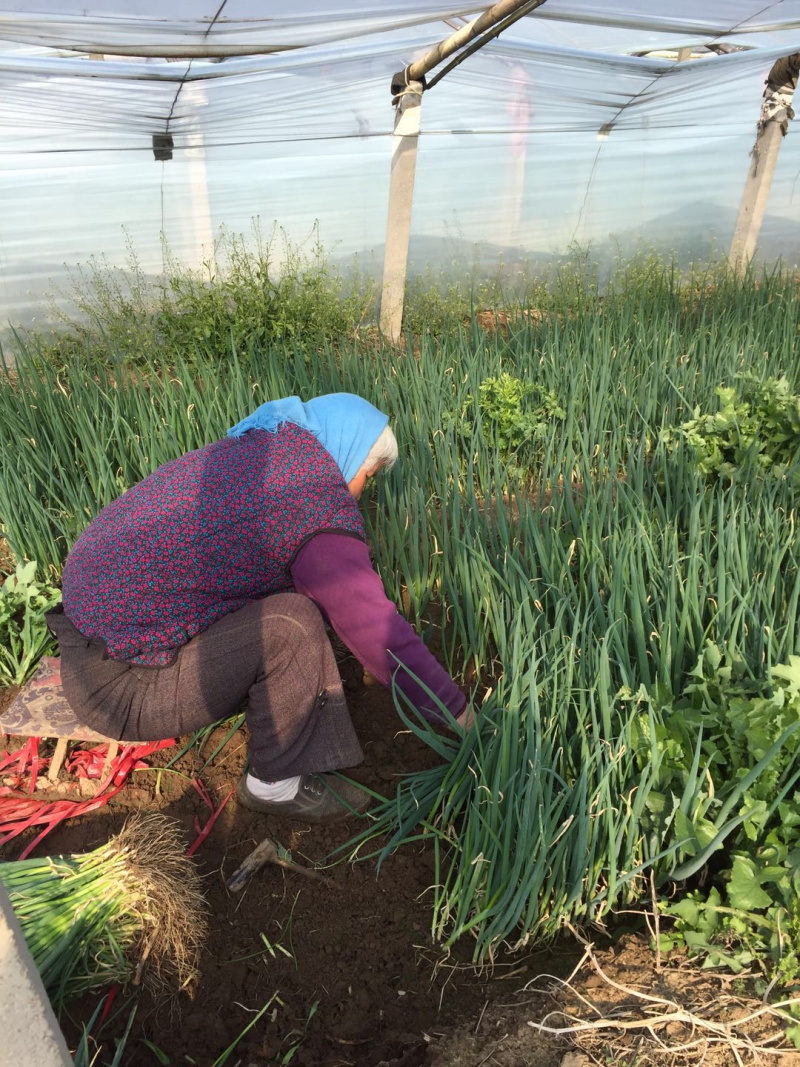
[454,705,475,732]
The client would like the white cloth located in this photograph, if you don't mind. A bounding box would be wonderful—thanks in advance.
[245,772,301,801]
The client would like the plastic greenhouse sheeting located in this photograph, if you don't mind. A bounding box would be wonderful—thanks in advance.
[0,3,490,55]
[2,2,800,334]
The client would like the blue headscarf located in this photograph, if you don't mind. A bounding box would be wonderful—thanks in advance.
[228,393,389,484]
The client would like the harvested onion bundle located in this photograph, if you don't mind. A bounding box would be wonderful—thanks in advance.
[0,814,207,1009]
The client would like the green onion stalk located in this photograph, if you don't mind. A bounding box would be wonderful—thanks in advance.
[0,814,207,1011]
[344,629,669,961]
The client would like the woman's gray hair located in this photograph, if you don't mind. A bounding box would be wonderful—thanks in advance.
[362,424,398,474]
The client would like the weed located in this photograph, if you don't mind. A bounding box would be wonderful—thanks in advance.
[0,561,61,685]
[36,223,374,371]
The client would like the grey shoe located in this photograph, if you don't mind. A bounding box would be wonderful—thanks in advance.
[236,772,370,824]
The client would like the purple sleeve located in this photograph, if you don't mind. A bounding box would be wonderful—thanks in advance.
[290,533,466,725]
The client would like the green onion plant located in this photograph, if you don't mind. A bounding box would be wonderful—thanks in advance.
[2,251,800,959]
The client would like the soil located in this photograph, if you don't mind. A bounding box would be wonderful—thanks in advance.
[3,654,800,1067]
[1,653,574,1067]
[0,535,15,575]
[472,308,546,336]
[428,933,800,1067]
[0,684,18,717]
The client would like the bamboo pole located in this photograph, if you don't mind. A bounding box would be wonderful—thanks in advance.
[730,53,800,275]
[406,0,546,82]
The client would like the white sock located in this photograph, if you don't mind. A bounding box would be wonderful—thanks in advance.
[246,772,301,802]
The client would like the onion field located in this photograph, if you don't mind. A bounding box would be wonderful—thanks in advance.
[2,258,800,978]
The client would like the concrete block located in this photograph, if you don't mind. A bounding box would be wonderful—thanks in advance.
[0,881,73,1066]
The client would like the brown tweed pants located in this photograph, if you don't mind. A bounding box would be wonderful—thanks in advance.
[47,594,364,781]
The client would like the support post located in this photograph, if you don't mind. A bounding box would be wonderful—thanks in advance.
[379,81,423,344]
[46,737,69,782]
[378,0,547,341]
[730,53,800,274]
[183,84,215,269]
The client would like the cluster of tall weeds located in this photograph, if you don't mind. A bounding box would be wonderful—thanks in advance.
[2,249,800,961]
[29,223,374,370]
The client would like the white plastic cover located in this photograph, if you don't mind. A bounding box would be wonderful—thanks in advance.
[2,3,800,332]
[0,2,491,54]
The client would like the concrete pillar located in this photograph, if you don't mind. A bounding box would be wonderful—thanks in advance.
[730,53,800,274]
[0,883,73,1066]
[182,84,214,269]
[729,122,785,273]
[377,0,547,341]
[379,83,423,344]
[506,64,531,246]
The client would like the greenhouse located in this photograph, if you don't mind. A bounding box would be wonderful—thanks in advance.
[2,2,800,1065]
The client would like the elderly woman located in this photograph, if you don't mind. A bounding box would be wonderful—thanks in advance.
[47,393,468,822]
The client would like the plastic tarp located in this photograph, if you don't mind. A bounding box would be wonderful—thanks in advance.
[0,3,494,55]
[2,1,800,55]
[3,2,800,333]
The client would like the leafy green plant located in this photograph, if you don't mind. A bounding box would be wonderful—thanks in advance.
[441,373,565,474]
[403,269,475,336]
[637,649,800,984]
[0,560,61,685]
[477,373,566,456]
[663,375,800,483]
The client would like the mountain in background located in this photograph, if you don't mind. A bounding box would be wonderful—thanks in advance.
[341,205,800,285]
[598,202,800,267]
[338,234,557,283]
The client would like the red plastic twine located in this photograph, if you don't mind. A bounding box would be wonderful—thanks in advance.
[97,984,120,1030]
[0,738,48,796]
[185,778,234,858]
[0,737,231,860]
[0,738,176,858]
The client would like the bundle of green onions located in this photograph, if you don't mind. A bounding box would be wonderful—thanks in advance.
[0,814,207,1010]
